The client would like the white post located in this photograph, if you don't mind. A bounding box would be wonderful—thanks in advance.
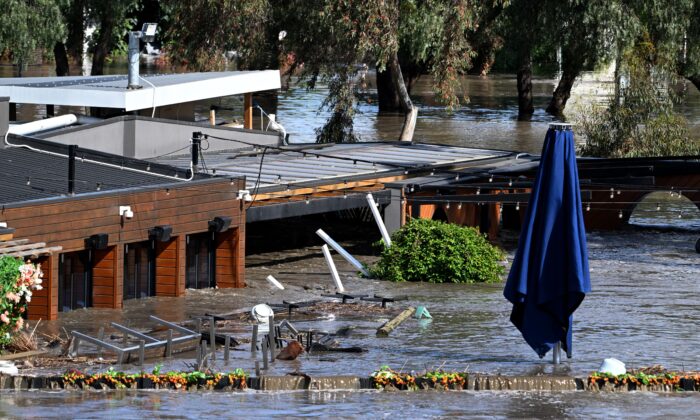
[265,275,285,290]
[321,244,345,293]
[316,229,370,277]
[366,194,392,247]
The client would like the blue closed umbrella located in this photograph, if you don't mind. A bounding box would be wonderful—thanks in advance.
[503,124,591,359]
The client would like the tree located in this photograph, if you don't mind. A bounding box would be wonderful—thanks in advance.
[0,0,65,76]
[164,0,505,143]
[88,0,140,75]
[545,1,627,116]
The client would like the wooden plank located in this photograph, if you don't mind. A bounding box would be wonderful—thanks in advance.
[0,242,46,253]
[0,350,47,360]
[0,239,29,248]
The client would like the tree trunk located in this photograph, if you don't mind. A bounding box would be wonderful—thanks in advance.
[54,42,70,76]
[376,67,401,111]
[546,69,579,116]
[517,63,534,119]
[686,74,700,93]
[388,51,417,142]
[90,15,116,76]
[65,0,85,67]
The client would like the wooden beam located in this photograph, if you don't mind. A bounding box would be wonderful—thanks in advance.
[0,239,30,248]
[244,93,253,130]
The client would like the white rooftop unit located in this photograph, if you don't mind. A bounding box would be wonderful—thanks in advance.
[0,71,281,111]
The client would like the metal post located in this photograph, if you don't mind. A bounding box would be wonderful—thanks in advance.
[316,229,370,276]
[72,337,81,357]
[166,329,173,358]
[195,318,202,333]
[366,194,392,247]
[268,316,276,362]
[255,360,261,377]
[224,335,230,362]
[553,342,561,365]
[262,337,269,370]
[200,340,208,369]
[127,31,141,89]
[321,244,345,292]
[192,131,201,168]
[68,145,77,195]
[251,325,259,353]
[209,316,216,360]
[97,326,105,359]
[138,340,145,367]
[196,341,202,367]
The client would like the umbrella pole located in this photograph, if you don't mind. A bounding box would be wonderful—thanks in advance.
[552,342,561,364]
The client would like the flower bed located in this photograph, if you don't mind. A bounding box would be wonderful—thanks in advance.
[61,368,249,390]
[371,366,467,390]
[588,371,700,392]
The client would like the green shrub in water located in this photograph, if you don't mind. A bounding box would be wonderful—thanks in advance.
[370,218,505,283]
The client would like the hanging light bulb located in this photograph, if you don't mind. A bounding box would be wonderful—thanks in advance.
[96,182,102,191]
[586,203,590,212]
[446,202,451,209]
[165,188,171,196]
[457,202,462,210]
[305,196,310,204]
[656,203,661,211]
[476,188,481,195]
[26,177,31,186]
[609,188,615,199]
[616,189,621,195]
[678,212,683,219]
[455,174,460,181]
[343,192,347,199]
[508,179,513,187]
[516,202,520,211]
[409,185,415,193]
[146,163,151,171]
[618,210,623,219]
[489,175,494,183]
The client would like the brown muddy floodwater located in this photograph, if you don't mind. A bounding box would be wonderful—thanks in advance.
[1,61,700,417]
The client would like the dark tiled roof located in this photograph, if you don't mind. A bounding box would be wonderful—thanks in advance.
[0,145,187,205]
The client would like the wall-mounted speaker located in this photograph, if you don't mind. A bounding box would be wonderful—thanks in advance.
[208,216,232,233]
[85,233,109,250]
[148,225,173,242]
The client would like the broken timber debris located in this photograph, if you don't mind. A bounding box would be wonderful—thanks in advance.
[376,307,416,337]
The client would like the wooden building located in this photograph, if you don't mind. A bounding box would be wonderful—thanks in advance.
[0,139,246,320]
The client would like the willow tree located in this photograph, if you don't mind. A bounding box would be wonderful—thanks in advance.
[164,0,505,143]
[578,0,699,157]
[0,0,65,76]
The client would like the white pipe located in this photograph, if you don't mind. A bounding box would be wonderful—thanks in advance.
[366,193,392,247]
[321,244,345,293]
[316,228,370,277]
[265,275,285,290]
[8,114,78,135]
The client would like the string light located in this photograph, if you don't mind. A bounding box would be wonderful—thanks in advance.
[146,164,151,171]
[165,188,171,196]
[476,188,481,195]
[404,169,409,175]
[610,188,615,199]
[455,174,460,181]
[678,212,683,219]
[618,210,623,219]
[489,175,494,183]
[616,189,621,195]
[305,196,310,204]
[586,203,590,212]
[656,203,661,211]
[343,192,347,199]
[516,202,520,211]
[26,177,30,186]
[96,182,102,191]
[508,179,513,187]
[446,202,450,209]
[457,202,462,210]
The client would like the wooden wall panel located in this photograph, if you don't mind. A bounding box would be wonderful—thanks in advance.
[5,178,246,316]
[155,237,179,297]
[92,246,118,309]
[27,255,54,320]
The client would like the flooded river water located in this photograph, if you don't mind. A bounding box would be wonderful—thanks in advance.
[1,63,700,417]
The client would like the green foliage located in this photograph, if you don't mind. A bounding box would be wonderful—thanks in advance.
[578,35,700,157]
[0,0,65,70]
[370,218,505,284]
